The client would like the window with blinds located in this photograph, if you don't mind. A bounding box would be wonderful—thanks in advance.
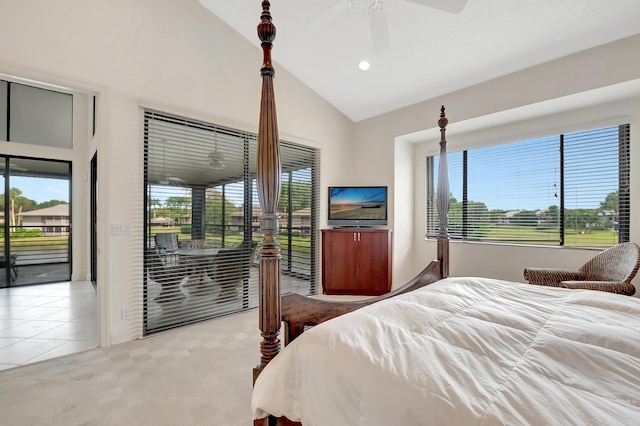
[426,124,630,247]
[143,111,320,334]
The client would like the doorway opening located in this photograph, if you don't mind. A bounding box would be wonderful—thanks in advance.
[1,156,72,287]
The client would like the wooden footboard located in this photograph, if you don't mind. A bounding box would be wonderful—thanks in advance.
[281,260,442,344]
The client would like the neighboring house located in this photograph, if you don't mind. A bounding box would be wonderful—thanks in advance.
[495,210,521,225]
[229,206,283,232]
[17,204,70,236]
[150,216,175,227]
[291,207,312,236]
[229,207,311,235]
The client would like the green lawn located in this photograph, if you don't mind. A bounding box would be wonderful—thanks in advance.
[479,225,619,247]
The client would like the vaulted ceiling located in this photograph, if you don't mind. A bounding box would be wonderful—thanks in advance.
[200,0,640,122]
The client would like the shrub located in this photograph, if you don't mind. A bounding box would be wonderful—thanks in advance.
[11,228,43,238]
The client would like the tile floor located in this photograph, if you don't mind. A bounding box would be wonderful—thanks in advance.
[0,281,98,370]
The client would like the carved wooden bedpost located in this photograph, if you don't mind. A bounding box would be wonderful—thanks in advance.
[253,0,282,383]
[437,106,450,278]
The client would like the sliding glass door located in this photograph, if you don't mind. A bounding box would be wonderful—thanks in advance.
[143,111,319,334]
[1,156,71,287]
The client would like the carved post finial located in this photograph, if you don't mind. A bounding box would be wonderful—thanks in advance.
[257,1,276,76]
[438,105,448,147]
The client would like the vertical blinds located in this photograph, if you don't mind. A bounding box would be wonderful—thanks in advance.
[427,124,630,247]
[143,111,320,334]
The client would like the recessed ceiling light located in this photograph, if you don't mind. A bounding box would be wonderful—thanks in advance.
[358,60,370,71]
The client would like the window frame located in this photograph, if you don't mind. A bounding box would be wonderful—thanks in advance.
[426,124,630,248]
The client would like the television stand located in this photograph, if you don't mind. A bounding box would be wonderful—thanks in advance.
[321,228,392,295]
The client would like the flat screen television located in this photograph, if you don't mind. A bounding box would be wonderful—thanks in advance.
[327,186,388,227]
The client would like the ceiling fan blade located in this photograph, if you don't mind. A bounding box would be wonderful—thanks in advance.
[404,0,467,14]
[10,163,29,171]
[295,1,350,37]
[369,3,390,53]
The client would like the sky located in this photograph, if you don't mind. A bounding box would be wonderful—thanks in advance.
[434,127,621,212]
[4,176,69,204]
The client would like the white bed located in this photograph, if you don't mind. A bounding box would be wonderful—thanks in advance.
[252,276,640,425]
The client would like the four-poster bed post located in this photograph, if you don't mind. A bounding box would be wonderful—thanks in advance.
[250,0,452,387]
[253,0,283,383]
[437,106,450,278]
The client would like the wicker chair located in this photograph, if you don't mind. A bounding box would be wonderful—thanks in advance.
[523,242,640,296]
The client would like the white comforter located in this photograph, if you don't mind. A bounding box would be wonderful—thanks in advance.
[252,277,640,425]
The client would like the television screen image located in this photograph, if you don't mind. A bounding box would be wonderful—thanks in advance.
[328,186,388,226]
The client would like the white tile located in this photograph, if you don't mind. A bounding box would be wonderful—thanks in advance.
[0,304,32,317]
[0,281,98,370]
[0,320,68,339]
[0,337,22,349]
[37,308,83,322]
[0,338,67,365]
[27,340,98,364]
[0,295,36,306]
[34,321,97,341]
[0,318,28,331]
[7,296,67,307]
[39,298,75,308]
[6,306,66,321]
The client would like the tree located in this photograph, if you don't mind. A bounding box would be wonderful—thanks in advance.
[278,181,312,213]
[547,205,560,226]
[165,196,191,223]
[600,191,619,215]
[149,198,162,218]
[565,208,601,233]
[37,199,67,209]
[8,188,37,227]
[205,190,241,234]
[10,187,22,227]
[511,210,539,227]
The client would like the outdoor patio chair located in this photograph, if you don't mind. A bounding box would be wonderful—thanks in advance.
[146,249,189,303]
[154,232,179,265]
[210,248,244,302]
[0,254,18,281]
[177,239,207,249]
[523,242,640,296]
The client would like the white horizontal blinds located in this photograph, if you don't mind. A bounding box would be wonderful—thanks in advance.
[426,124,630,248]
[143,110,319,334]
[467,136,560,243]
[0,81,7,140]
[278,142,319,292]
[618,124,631,243]
[426,156,435,236]
[563,125,629,247]
[428,151,463,239]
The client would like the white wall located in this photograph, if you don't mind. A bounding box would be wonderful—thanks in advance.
[355,34,640,289]
[0,0,354,345]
